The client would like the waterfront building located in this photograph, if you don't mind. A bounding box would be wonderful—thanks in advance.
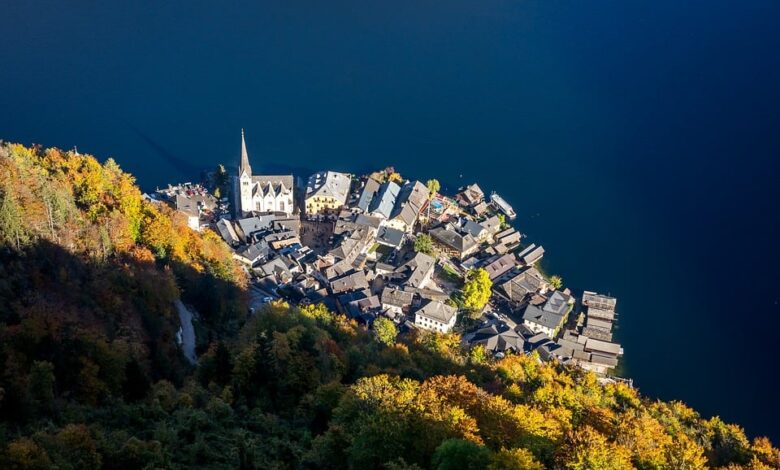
[235,130,294,217]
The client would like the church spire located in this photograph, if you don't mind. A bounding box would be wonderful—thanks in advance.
[239,128,252,178]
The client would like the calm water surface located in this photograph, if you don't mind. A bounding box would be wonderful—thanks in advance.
[2,1,779,440]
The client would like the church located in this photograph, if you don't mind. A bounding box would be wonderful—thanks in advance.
[234,130,295,217]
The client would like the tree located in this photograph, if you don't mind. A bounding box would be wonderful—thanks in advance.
[28,361,55,412]
[426,179,441,199]
[431,439,491,470]
[496,213,507,230]
[558,426,633,470]
[488,448,544,470]
[549,275,563,290]
[414,233,435,255]
[374,317,397,346]
[462,268,492,316]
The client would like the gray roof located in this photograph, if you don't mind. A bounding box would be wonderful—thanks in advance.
[376,226,405,248]
[461,219,486,238]
[499,267,545,301]
[582,291,617,312]
[330,270,370,294]
[238,241,269,261]
[369,182,401,219]
[416,300,457,324]
[306,170,351,204]
[237,216,273,238]
[480,215,502,234]
[381,286,414,308]
[517,244,545,265]
[216,219,239,245]
[485,253,517,280]
[390,181,429,227]
[251,175,294,196]
[400,252,436,288]
[584,338,621,356]
[430,226,478,255]
[543,291,571,315]
[471,324,524,353]
[357,178,381,212]
[522,304,566,330]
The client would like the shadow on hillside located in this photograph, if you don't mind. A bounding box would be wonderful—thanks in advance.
[0,238,249,423]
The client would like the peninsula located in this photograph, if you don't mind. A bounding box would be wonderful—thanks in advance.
[1,139,777,469]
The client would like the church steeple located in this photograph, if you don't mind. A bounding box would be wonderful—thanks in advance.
[239,128,252,178]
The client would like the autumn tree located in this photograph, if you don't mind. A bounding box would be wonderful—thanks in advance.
[374,317,397,346]
[462,268,492,317]
[426,179,441,199]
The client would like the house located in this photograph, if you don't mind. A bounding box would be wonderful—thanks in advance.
[517,243,545,266]
[235,130,294,217]
[356,177,381,213]
[381,286,414,316]
[460,219,489,242]
[522,304,567,338]
[258,256,297,284]
[470,323,524,354]
[455,183,485,207]
[305,170,351,215]
[385,181,429,232]
[484,253,518,281]
[375,226,405,249]
[542,291,573,316]
[215,219,240,246]
[497,267,547,302]
[329,270,370,295]
[235,241,269,266]
[236,216,273,242]
[429,226,479,260]
[368,182,401,219]
[480,215,502,236]
[397,252,436,289]
[414,300,457,333]
[174,194,203,230]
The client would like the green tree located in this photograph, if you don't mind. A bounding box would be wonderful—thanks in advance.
[431,439,491,470]
[549,275,563,290]
[496,213,507,230]
[462,268,492,317]
[414,233,435,255]
[488,448,544,470]
[426,179,441,199]
[373,317,397,346]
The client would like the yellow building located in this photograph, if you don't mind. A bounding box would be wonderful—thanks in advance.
[304,170,351,215]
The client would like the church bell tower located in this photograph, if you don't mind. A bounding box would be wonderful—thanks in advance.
[238,129,253,216]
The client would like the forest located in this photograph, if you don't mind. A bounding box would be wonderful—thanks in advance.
[0,142,778,469]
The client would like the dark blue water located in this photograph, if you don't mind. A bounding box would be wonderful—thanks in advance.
[3,1,779,440]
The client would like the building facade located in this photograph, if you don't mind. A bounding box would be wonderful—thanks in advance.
[236,130,294,217]
[305,170,351,215]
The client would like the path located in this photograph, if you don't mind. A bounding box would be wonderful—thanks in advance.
[175,299,198,365]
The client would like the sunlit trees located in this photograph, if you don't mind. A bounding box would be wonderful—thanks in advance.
[374,317,397,346]
[426,179,441,199]
[549,275,563,290]
[462,268,492,316]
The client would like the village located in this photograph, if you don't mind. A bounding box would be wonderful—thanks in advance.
[150,131,626,381]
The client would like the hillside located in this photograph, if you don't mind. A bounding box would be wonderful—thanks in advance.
[0,142,777,469]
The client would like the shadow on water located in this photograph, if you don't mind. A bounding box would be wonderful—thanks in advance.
[126,122,203,178]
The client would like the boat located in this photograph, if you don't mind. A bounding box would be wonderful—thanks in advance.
[490,192,516,219]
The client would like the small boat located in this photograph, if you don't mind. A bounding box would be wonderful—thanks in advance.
[490,192,517,219]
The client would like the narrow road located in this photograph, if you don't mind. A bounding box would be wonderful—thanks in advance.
[175,300,198,365]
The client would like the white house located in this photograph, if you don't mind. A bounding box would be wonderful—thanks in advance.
[414,300,457,333]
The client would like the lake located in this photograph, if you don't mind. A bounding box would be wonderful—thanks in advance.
[2,0,778,440]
